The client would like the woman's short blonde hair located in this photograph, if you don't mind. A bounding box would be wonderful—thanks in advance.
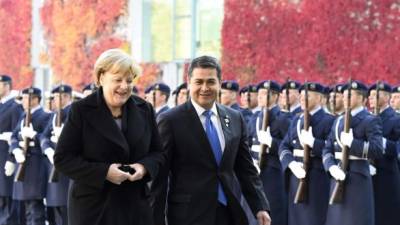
[93,49,141,85]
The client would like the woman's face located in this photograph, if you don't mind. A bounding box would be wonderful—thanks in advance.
[99,70,134,109]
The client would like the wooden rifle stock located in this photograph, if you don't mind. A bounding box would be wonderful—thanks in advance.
[259,81,271,169]
[246,86,251,110]
[294,82,310,203]
[14,90,33,182]
[285,78,291,112]
[329,79,352,204]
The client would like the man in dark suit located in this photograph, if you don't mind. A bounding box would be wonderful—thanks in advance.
[152,55,271,225]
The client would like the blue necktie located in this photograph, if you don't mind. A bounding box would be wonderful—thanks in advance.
[203,110,227,205]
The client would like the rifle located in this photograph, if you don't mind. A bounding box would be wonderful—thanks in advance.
[152,85,158,109]
[14,89,33,182]
[285,78,291,112]
[329,78,352,204]
[259,81,271,169]
[374,81,381,115]
[294,81,311,203]
[48,87,64,183]
[331,87,337,116]
[246,86,251,109]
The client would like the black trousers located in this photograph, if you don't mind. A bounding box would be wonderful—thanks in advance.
[24,200,45,225]
[215,203,233,225]
[0,197,25,225]
[46,206,67,225]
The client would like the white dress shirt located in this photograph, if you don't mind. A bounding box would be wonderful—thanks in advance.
[191,99,226,152]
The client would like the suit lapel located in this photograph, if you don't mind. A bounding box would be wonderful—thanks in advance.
[217,104,233,165]
[83,89,130,154]
[185,102,218,166]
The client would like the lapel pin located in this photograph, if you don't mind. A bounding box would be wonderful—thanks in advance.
[224,116,230,127]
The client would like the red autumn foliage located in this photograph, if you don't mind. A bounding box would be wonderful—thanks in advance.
[0,0,32,89]
[222,0,400,87]
[40,0,128,90]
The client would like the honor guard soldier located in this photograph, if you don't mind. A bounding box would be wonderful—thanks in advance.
[239,84,258,112]
[220,80,252,124]
[280,80,302,117]
[328,84,345,116]
[172,83,188,106]
[279,82,335,225]
[368,82,400,225]
[0,75,24,224]
[322,80,383,225]
[149,83,170,118]
[39,85,73,225]
[82,83,97,98]
[6,87,51,225]
[254,80,291,225]
[391,85,400,113]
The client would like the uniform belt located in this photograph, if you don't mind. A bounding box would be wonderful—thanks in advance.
[251,145,270,153]
[334,152,366,161]
[293,149,317,158]
[251,145,260,153]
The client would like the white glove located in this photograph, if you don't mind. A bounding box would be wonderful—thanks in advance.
[0,132,12,142]
[329,165,346,181]
[369,165,377,176]
[299,127,315,148]
[340,129,354,147]
[53,125,63,138]
[20,124,37,139]
[4,161,15,176]
[288,161,306,179]
[12,148,25,163]
[44,148,55,164]
[382,137,387,150]
[50,135,58,144]
[257,127,273,147]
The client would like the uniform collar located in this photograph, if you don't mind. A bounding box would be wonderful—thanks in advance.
[290,103,300,112]
[0,93,14,104]
[351,106,364,116]
[30,105,42,114]
[156,104,168,113]
[310,105,321,116]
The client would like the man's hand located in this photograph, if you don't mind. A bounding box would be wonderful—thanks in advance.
[257,211,271,225]
[106,163,130,185]
[127,163,147,182]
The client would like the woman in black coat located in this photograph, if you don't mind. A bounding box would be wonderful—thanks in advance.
[54,49,165,225]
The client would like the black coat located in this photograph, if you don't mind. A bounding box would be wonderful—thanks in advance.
[152,101,269,225]
[54,89,165,225]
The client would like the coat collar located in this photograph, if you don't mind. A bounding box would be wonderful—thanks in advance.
[81,88,147,156]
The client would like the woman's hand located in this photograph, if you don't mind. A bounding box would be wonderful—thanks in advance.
[127,163,147,182]
[106,163,130,185]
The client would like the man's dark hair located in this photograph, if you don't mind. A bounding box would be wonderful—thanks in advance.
[188,56,221,80]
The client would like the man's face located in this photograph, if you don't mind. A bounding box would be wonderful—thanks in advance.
[177,89,188,105]
[53,93,72,110]
[257,89,278,107]
[329,92,344,111]
[189,68,220,110]
[390,93,400,110]
[280,89,299,109]
[22,94,39,111]
[0,82,10,98]
[148,90,166,108]
[300,91,321,111]
[220,89,236,106]
[368,90,390,110]
[343,90,364,110]
[240,92,257,109]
